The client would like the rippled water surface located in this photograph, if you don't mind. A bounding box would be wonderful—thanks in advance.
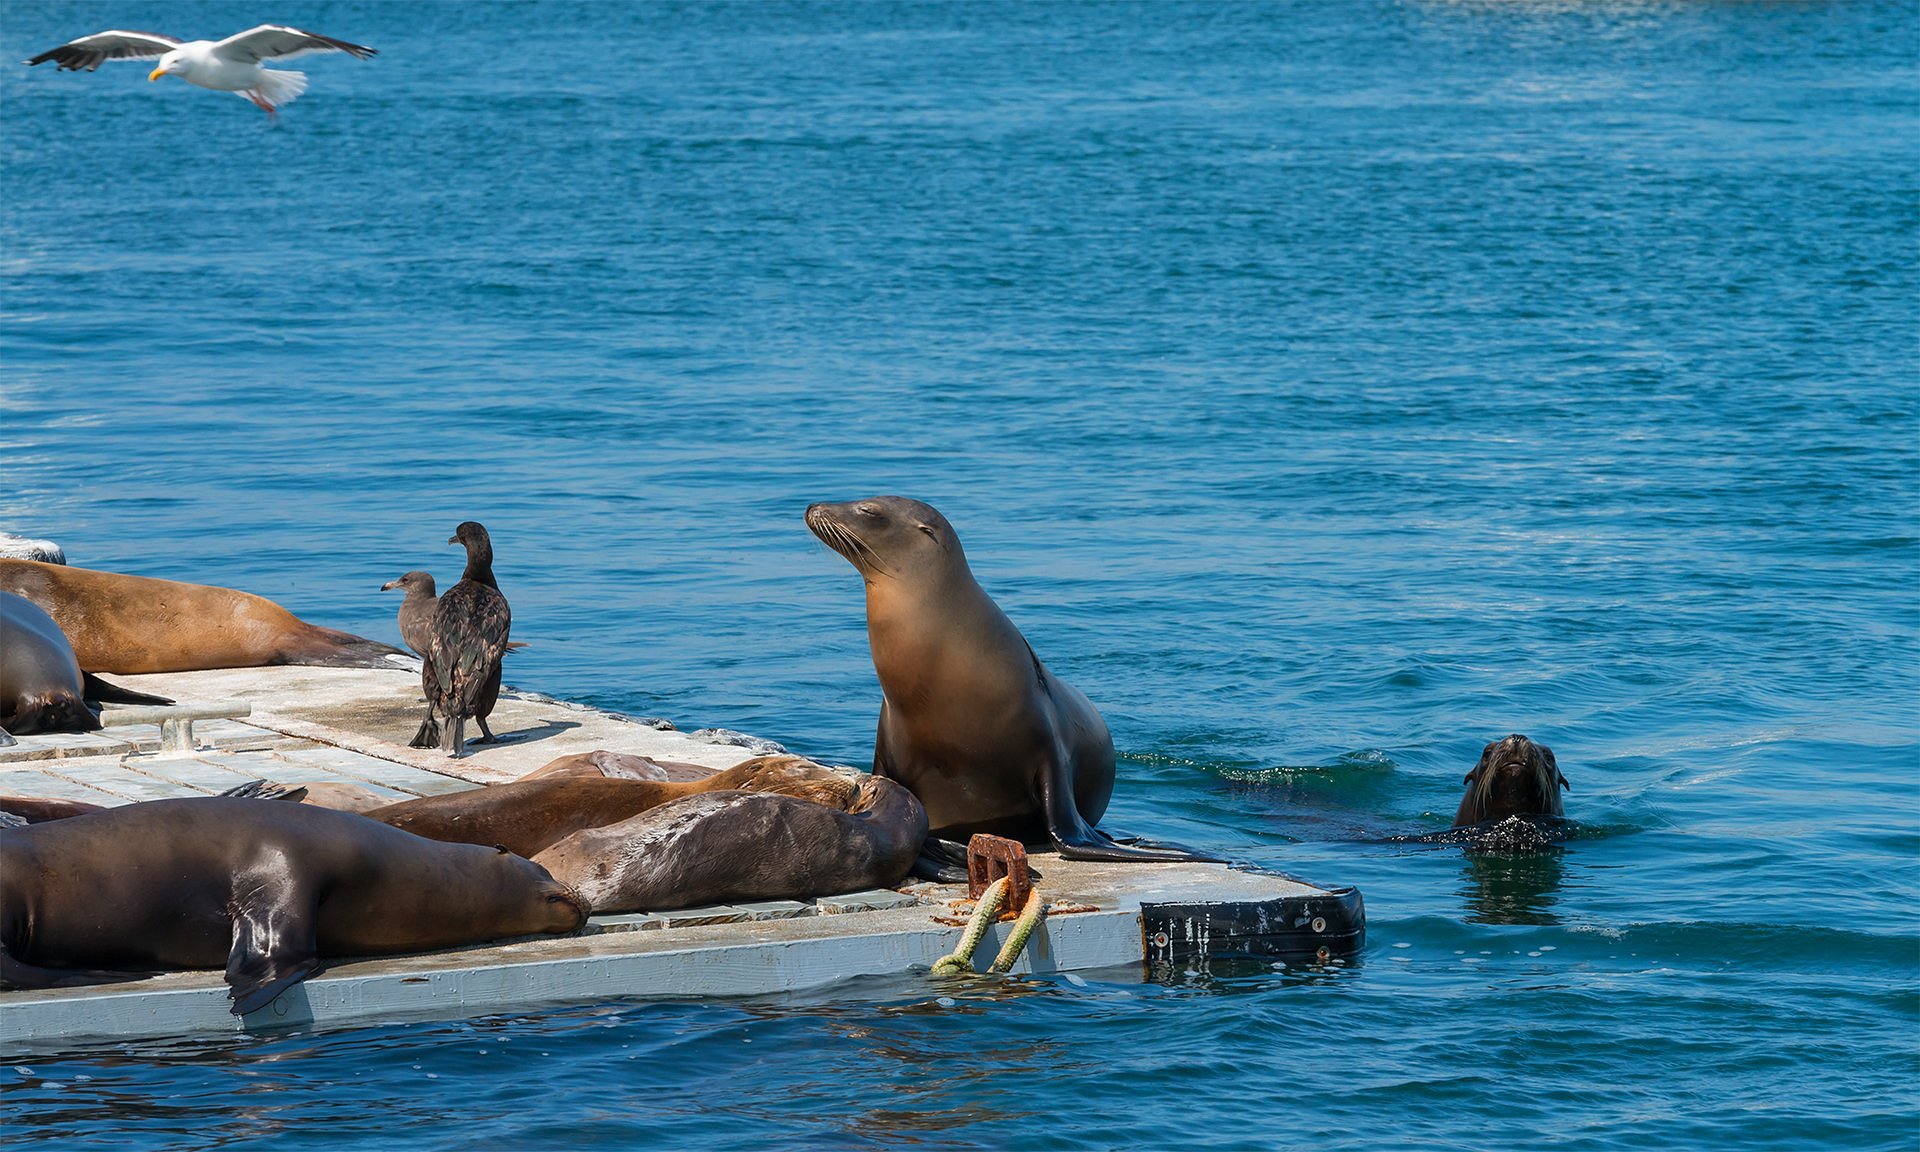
[3,1,1916,1148]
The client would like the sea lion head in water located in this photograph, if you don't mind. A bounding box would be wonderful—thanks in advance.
[1454,734,1569,826]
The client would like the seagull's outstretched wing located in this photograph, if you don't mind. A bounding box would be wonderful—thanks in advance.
[210,25,377,65]
[25,31,182,71]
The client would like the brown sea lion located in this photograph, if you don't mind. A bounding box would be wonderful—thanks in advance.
[1454,734,1569,826]
[1,590,174,737]
[410,522,509,756]
[295,781,408,813]
[0,559,402,675]
[533,774,926,914]
[806,496,1211,876]
[0,797,584,1015]
[0,795,107,824]
[364,755,859,859]
[520,750,679,782]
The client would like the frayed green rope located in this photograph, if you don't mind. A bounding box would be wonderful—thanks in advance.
[930,877,1006,976]
[987,887,1047,974]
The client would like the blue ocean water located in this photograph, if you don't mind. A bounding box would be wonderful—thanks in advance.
[2,1,1916,1147]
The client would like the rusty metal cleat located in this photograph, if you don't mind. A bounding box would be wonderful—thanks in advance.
[966,833,1032,914]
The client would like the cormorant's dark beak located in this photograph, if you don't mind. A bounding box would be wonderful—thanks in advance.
[447,535,460,545]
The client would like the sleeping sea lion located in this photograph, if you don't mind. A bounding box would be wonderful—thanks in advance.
[363,755,859,858]
[0,559,402,674]
[1,590,172,736]
[533,774,926,914]
[806,496,1211,875]
[0,797,584,1015]
[1454,733,1569,826]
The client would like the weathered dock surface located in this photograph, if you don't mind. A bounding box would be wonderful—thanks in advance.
[0,665,1362,1048]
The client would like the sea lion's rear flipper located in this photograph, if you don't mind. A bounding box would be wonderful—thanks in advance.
[0,727,13,748]
[910,836,972,883]
[79,673,174,707]
[218,780,310,804]
[295,626,409,669]
[225,875,322,1016]
[1040,761,1222,865]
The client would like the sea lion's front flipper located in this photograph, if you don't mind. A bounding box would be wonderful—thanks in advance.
[0,811,26,830]
[0,726,13,748]
[225,873,322,1016]
[1039,757,1221,865]
[79,673,173,707]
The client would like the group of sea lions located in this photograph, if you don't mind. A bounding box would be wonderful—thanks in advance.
[0,496,1570,1012]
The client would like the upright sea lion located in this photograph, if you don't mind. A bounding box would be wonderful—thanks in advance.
[806,496,1210,873]
[1,590,172,736]
[0,559,402,675]
[364,755,859,858]
[1454,734,1569,826]
[0,798,584,1014]
[534,774,926,914]
[411,522,510,756]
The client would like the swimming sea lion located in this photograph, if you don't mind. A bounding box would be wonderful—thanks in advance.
[410,522,510,756]
[806,496,1210,873]
[0,559,403,675]
[0,797,585,1014]
[364,755,860,858]
[1,590,173,736]
[533,774,926,914]
[1454,734,1569,826]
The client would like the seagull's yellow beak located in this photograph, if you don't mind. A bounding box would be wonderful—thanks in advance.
[148,67,166,82]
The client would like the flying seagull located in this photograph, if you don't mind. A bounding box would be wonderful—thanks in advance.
[25,25,375,115]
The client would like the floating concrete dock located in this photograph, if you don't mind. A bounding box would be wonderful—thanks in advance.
[0,664,1363,1047]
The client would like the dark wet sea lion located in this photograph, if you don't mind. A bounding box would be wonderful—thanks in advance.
[1,590,172,736]
[0,559,402,674]
[806,496,1210,873]
[411,522,510,756]
[534,774,926,914]
[0,781,306,826]
[0,797,584,1014]
[364,755,860,858]
[380,570,438,658]
[1454,734,1569,826]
